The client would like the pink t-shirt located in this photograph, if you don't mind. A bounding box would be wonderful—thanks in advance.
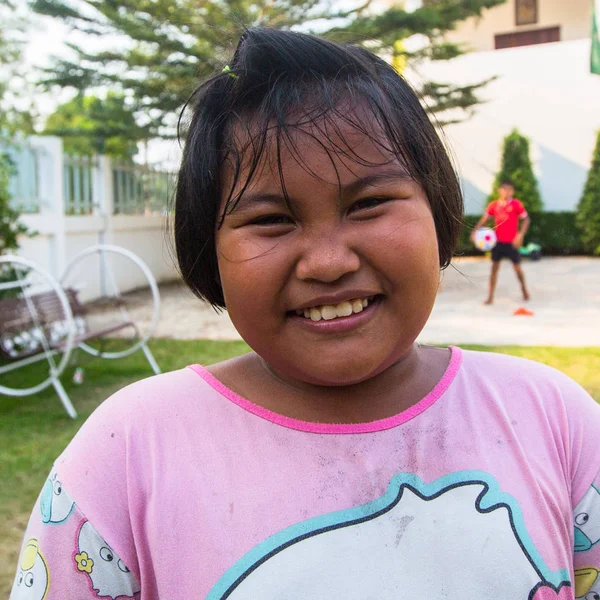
[10,348,600,600]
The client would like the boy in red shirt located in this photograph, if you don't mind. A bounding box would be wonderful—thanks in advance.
[471,181,531,305]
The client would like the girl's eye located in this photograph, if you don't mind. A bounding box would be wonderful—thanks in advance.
[248,214,293,226]
[350,197,393,213]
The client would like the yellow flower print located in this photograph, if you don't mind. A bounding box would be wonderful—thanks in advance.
[75,551,94,573]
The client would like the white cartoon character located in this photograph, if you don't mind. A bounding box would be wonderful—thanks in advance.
[208,472,570,600]
[40,469,75,525]
[575,567,600,599]
[75,520,140,599]
[10,538,49,600]
[574,485,600,552]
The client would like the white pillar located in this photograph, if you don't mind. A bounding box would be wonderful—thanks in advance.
[27,136,66,278]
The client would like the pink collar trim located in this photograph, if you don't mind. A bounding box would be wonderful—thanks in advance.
[188,346,462,434]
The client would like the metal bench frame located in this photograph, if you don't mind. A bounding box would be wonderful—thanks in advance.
[0,246,161,418]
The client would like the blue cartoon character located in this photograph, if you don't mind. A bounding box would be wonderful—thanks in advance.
[40,468,75,525]
[75,520,140,599]
[574,485,600,552]
[209,472,570,600]
[11,538,49,600]
[575,567,600,599]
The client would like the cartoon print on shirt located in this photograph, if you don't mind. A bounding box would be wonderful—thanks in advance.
[40,468,75,525]
[574,485,600,552]
[574,567,600,599]
[208,471,570,600]
[75,520,140,599]
[10,538,49,600]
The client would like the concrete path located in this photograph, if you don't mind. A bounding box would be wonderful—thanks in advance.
[121,257,599,347]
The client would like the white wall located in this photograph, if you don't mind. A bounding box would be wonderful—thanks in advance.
[15,137,180,302]
[406,39,600,215]
[446,0,592,52]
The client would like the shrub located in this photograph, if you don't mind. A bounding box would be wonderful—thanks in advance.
[576,130,600,255]
[0,148,31,298]
[489,129,543,212]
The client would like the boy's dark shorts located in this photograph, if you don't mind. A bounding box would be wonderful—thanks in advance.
[491,242,522,264]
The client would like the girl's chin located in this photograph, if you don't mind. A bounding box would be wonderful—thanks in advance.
[282,357,394,388]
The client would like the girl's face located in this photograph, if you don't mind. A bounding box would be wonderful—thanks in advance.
[216,118,440,387]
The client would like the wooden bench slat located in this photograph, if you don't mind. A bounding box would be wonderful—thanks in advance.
[0,287,138,361]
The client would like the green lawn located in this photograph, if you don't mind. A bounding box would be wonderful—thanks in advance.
[2,340,599,594]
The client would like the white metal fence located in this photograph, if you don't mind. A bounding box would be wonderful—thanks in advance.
[3,136,180,300]
[63,154,96,215]
[2,141,43,213]
[112,162,174,215]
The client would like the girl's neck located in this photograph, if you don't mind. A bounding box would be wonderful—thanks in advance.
[208,344,451,425]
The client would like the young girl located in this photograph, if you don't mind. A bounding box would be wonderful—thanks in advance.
[11,28,600,600]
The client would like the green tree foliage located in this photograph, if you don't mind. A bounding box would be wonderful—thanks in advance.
[30,0,506,138]
[576,130,600,255]
[489,129,543,212]
[44,93,148,159]
[0,153,28,256]
[0,150,33,298]
[0,0,36,134]
[0,0,34,295]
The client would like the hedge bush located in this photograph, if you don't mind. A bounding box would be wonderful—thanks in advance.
[455,212,586,257]
[489,129,543,212]
[576,129,600,255]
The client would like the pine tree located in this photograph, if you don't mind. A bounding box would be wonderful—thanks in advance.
[576,130,600,255]
[489,129,543,212]
[31,0,505,139]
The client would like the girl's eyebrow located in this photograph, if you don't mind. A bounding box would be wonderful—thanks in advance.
[234,167,412,211]
[232,193,291,212]
[341,168,412,198]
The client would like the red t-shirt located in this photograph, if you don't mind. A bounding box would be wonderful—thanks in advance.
[485,198,528,244]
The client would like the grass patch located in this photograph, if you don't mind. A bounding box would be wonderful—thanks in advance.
[1,340,599,594]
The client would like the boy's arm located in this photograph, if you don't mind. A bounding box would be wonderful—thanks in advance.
[513,211,531,248]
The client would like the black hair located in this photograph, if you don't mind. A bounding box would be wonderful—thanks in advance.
[175,28,463,308]
[500,180,514,187]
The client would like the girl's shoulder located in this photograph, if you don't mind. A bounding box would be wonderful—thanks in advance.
[456,347,597,419]
[458,347,586,389]
[59,365,231,466]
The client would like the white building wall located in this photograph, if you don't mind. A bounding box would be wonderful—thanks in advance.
[406,39,600,215]
[445,0,591,52]
[15,137,180,302]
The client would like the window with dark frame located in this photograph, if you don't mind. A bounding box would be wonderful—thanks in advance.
[515,0,538,26]
[495,26,560,50]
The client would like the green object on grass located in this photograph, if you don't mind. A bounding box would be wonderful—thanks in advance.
[519,242,542,256]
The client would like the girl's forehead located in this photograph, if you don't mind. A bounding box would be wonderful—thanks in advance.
[224,114,404,195]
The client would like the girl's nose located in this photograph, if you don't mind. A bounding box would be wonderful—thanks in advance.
[295,232,360,283]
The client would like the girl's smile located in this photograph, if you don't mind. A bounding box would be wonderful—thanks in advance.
[289,293,382,333]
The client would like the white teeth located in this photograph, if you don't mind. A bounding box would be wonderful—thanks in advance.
[309,308,321,322]
[336,301,353,318]
[298,297,373,321]
[321,305,338,320]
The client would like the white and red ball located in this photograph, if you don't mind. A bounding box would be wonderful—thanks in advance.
[474,227,497,252]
